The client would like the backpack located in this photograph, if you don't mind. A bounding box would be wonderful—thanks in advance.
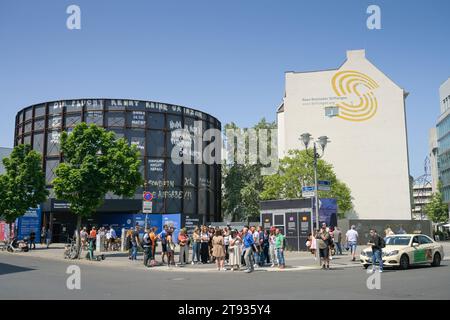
[141,233,151,247]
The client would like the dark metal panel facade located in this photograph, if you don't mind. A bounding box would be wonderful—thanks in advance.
[14,99,222,221]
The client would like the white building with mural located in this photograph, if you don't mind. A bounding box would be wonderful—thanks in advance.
[277,49,411,220]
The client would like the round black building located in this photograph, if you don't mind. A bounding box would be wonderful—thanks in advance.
[15,99,221,241]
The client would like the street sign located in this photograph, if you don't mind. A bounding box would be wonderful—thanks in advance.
[302,186,315,198]
[143,192,153,202]
[318,180,331,191]
[143,201,153,213]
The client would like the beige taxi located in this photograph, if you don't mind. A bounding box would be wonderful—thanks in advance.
[360,234,444,270]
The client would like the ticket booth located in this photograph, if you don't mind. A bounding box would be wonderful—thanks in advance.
[260,199,313,251]
[260,198,338,251]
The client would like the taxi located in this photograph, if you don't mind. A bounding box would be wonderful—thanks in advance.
[360,234,444,270]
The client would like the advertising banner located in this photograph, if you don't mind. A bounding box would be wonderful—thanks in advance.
[313,198,338,227]
[134,213,162,232]
[0,221,14,241]
[182,215,200,237]
[16,207,42,242]
[162,213,181,244]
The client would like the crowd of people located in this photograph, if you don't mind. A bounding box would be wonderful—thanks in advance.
[123,224,287,273]
[79,226,118,252]
[305,223,377,269]
[37,221,409,272]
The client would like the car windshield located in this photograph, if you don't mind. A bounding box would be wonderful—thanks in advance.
[385,236,411,246]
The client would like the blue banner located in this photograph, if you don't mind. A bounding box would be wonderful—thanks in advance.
[162,213,181,244]
[16,206,42,242]
[312,198,338,227]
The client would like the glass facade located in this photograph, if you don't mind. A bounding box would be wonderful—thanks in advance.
[437,113,450,202]
[14,99,221,220]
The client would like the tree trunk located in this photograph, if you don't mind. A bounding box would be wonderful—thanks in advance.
[74,215,82,259]
[8,222,13,240]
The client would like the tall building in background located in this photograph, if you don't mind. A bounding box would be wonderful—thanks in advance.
[412,181,432,220]
[277,49,411,220]
[436,78,450,203]
[429,127,439,192]
[0,147,12,175]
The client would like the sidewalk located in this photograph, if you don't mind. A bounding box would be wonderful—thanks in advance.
[3,241,449,273]
[0,243,364,273]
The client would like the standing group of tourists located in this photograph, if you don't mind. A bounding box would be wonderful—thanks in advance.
[124,223,287,272]
[306,223,361,269]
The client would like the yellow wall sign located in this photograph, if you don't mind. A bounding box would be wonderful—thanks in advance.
[331,70,379,122]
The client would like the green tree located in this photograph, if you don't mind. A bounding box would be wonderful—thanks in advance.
[425,186,449,224]
[0,144,48,237]
[261,149,353,218]
[222,118,276,222]
[53,123,143,240]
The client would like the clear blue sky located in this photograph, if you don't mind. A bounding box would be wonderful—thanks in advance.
[0,0,449,178]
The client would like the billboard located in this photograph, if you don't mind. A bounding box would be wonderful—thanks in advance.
[162,213,181,244]
[312,198,338,227]
[16,207,42,242]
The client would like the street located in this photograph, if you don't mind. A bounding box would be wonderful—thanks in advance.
[1,253,449,299]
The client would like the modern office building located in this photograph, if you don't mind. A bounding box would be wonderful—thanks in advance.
[0,147,12,175]
[277,49,412,220]
[429,127,439,192]
[436,78,450,203]
[14,99,221,241]
[412,181,432,220]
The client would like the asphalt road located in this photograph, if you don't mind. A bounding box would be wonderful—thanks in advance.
[1,254,449,299]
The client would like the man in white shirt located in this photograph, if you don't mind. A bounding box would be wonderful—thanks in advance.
[345,225,359,261]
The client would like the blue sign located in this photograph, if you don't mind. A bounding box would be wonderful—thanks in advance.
[318,180,331,191]
[162,213,181,244]
[312,198,338,227]
[16,207,42,242]
[134,213,163,235]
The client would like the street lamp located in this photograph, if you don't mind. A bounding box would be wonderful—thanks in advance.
[143,181,149,229]
[300,133,330,264]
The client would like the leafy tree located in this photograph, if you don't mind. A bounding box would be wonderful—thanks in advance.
[425,184,449,223]
[222,118,276,222]
[261,149,353,218]
[0,144,48,237]
[53,123,143,240]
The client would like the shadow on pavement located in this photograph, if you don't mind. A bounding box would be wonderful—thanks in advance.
[0,262,36,276]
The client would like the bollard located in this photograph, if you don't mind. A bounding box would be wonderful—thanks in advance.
[96,234,101,253]
[121,228,125,252]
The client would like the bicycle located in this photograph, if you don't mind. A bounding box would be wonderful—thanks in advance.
[64,237,80,259]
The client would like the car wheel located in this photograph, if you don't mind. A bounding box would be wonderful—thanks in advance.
[399,254,409,270]
[431,252,441,267]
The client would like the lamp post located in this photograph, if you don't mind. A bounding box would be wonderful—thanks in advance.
[143,181,148,229]
[300,133,330,264]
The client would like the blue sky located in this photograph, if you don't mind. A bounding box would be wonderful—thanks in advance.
[0,0,449,178]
